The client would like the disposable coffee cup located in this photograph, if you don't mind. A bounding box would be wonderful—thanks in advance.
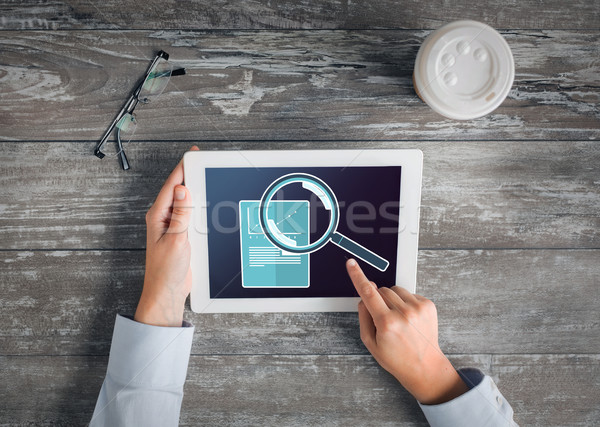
[413,20,514,120]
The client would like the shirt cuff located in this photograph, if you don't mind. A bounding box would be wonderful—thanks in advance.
[418,368,515,426]
[106,314,195,389]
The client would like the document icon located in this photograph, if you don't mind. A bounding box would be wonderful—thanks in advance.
[239,200,310,288]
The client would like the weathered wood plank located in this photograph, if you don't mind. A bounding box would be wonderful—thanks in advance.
[182,354,600,426]
[1,0,598,30]
[422,250,600,354]
[490,354,600,426]
[1,141,598,250]
[0,30,598,142]
[1,354,598,425]
[1,249,598,356]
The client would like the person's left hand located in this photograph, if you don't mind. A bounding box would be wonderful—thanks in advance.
[134,146,199,327]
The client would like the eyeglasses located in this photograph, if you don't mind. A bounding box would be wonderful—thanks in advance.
[94,50,185,170]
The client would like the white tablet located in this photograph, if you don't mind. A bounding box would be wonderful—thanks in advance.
[183,149,422,313]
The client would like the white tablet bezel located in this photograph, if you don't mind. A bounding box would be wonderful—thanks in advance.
[184,149,423,313]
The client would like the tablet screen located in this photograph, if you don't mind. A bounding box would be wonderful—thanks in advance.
[204,166,401,299]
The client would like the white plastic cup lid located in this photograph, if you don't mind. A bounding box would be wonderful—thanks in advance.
[413,20,515,120]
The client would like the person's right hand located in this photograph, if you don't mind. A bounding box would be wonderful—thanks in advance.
[346,258,469,405]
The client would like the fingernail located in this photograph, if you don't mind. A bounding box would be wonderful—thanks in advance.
[175,186,186,200]
[347,259,357,267]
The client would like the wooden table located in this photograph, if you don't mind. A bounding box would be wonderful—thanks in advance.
[1,1,599,425]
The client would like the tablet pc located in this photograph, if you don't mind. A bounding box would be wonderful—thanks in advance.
[183,149,422,313]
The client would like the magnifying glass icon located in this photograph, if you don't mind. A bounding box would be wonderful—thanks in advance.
[259,173,389,272]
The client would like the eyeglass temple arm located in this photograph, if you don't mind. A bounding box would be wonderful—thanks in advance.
[153,51,186,77]
[94,51,170,158]
[118,150,130,170]
[110,124,130,170]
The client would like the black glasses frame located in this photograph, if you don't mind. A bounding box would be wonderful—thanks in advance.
[94,50,185,170]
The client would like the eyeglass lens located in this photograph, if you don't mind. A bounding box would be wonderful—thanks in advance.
[139,58,173,103]
[99,113,138,157]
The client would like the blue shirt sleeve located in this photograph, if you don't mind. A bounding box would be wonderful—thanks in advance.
[91,316,516,426]
[419,368,518,426]
[90,314,194,427]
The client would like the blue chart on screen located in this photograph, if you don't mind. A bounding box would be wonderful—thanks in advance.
[239,200,310,288]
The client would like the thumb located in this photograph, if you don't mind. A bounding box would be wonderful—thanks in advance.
[166,185,192,239]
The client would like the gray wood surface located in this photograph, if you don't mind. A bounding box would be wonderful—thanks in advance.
[2,141,599,250]
[2,354,598,425]
[1,0,599,30]
[1,0,599,425]
[0,30,598,142]
[1,249,598,356]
